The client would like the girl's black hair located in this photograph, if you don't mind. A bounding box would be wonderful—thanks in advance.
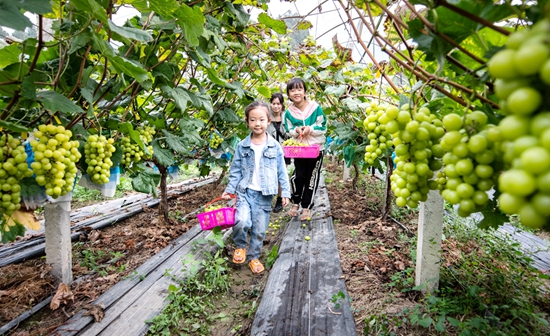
[286,78,307,96]
[270,92,284,105]
[244,101,270,120]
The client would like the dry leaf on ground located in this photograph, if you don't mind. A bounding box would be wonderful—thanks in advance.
[50,283,74,310]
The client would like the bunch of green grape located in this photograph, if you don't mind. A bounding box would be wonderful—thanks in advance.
[363,102,394,165]
[120,137,145,167]
[487,19,550,228]
[84,135,116,185]
[437,112,500,217]
[205,205,223,212]
[283,138,307,146]
[140,126,155,160]
[0,134,33,215]
[30,124,81,198]
[138,126,155,143]
[210,134,223,149]
[388,105,445,208]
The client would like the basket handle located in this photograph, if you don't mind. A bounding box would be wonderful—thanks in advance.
[297,133,310,146]
[205,194,236,208]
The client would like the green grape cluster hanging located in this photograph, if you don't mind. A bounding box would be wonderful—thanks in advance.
[30,124,81,198]
[387,105,445,209]
[0,134,33,215]
[437,112,501,217]
[487,19,550,228]
[363,102,394,165]
[120,126,155,167]
[85,135,116,184]
[210,133,223,149]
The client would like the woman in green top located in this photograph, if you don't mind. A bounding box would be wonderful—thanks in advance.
[283,78,327,221]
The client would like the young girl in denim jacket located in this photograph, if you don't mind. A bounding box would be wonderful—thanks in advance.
[222,101,290,274]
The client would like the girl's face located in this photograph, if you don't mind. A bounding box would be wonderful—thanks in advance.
[271,98,282,114]
[246,107,271,137]
[288,85,306,105]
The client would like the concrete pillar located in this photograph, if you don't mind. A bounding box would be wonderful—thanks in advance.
[45,193,73,283]
[415,190,444,294]
[343,161,350,180]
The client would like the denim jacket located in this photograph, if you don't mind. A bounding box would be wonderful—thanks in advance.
[225,133,291,198]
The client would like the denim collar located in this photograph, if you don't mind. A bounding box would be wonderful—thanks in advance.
[241,132,276,148]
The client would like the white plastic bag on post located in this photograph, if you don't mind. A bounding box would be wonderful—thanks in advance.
[22,141,51,210]
[79,165,120,198]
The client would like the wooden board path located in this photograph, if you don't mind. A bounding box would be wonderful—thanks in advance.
[251,179,357,336]
[56,225,231,336]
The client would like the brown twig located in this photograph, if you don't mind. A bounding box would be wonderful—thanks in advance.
[354,4,498,108]
[403,1,485,64]
[337,0,400,95]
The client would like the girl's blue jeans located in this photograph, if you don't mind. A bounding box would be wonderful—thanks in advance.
[233,188,273,261]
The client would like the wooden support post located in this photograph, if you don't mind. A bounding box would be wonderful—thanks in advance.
[415,190,444,294]
[45,193,73,283]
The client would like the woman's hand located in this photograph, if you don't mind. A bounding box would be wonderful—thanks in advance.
[282,197,290,207]
[296,126,310,137]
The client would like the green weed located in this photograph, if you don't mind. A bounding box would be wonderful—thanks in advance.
[146,250,231,335]
[364,217,550,335]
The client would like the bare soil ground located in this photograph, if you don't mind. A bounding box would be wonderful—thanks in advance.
[0,182,227,335]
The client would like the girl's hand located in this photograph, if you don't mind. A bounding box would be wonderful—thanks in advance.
[221,192,234,200]
[301,126,310,136]
[282,197,290,207]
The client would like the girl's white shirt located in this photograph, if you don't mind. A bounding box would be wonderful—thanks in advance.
[248,140,266,191]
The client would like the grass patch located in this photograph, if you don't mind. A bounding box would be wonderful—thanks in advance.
[365,213,550,335]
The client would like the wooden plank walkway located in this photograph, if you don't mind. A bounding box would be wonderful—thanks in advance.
[251,179,357,336]
[468,212,550,272]
[497,224,550,271]
[56,226,231,335]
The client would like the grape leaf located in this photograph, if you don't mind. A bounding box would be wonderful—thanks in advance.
[21,76,37,100]
[257,86,271,99]
[20,177,43,197]
[132,168,161,195]
[36,91,84,113]
[1,219,26,244]
[110,145,123,168]
[108,20,153,42]
[148,0,179,19]
[162,130,189,155]
[0,44,21,68]
[478,208,508,229]
[0,1,32,31]
[418,317,433,328]
[0,120,30,133]
[71,0,108,23]
[258,13,287,35]
[174,4,205,47]
[152,139,175,166]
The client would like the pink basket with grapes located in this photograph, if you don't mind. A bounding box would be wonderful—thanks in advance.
[283,144,320,158]
[197,195,236,231]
